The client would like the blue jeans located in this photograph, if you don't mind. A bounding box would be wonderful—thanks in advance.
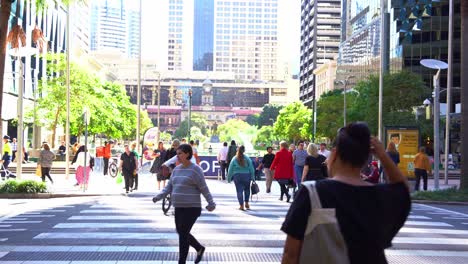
[294,165,304,185]
[233,173,251,205]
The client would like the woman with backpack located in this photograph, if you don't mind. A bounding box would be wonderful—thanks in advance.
[227,145,255,210]
[281,122,410,264]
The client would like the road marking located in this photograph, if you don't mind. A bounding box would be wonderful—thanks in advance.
[385,249,468,257]
[0,225,11,228]
[399,227,468,235]
[404,220,453,227]
[15,214,55,218]
[80,209,287,217]
[0,239,7,242]
[4,218,27,221]
[0,229,26,232]
[407,215,431,220]
[69,215,284,222]
[34,232,287,241]
[417,204,468,217]
[393,237,468,245]
[0,251,8,258]
[443,217,468,220]
[0,221,42,224]
[54,222,281,230]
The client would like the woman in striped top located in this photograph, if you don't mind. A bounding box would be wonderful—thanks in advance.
[153,144,216,264]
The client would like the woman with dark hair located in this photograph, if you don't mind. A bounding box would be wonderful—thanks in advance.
[150,142,167,190]
[38,143,55,183]
[153,144,216,264]
[73,146,92,188]
[281,122,410,264]
[227,145,255,210]
[270,141,294,202]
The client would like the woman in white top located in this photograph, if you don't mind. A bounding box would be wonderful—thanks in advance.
[74,146,92,187]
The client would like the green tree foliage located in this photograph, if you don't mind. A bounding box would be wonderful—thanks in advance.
[217,119,257,145]
[159,131,172,143]
[31,54,151,146]
[274,102,312,142]
[246,113,260,126]
[173,113,208,139]
[258,104,283,127]
[254,125,277,145]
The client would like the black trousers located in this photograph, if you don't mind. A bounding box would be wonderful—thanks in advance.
[103,157,109,175]
[278,181,290,199]
[132,173,138,189]
[41,167,53,183]
[1,159,10,178]
[175,207,203,264]
[122,170,133,192]
[414,168,428,191]
[219,160,227,180]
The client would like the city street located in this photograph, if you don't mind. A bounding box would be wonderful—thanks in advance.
[0,175,468,263]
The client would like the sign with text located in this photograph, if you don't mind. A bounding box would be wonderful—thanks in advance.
[385,127,419,178]
[198,156,260,177]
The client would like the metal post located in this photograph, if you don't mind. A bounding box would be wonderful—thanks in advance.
[343,81,347,127]
[188,89,192,141]
[66,4,71,178]
[136,0,142,153]
[313,97,317,142]
[433,71,441,190]
[444,0,453,185]
[378,0,386,140]
[157,73,161,144]
[83,110,88,192]
[16,60,24,179]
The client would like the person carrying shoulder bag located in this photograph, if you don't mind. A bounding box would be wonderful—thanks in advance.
[227,145,255,210]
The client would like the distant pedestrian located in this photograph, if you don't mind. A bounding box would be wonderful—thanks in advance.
[150,142,167,190]
[361,161,380,184]
[226,140,237,173]
[258,146,275,193]
[292,141,308,185]
[153,144,215,264]
[302,143,327,182]
[270,141,294,202]
[73,146,92,188]
[227,145,255,210]
[130,142,140,191]
[190,140,201,164]
[217,142,228,180]
[119,144,137,194]
[1,135,12,180]
[11,138,17,163]
[281,122,411,263]
[317,143,331,159]
[289,143,296,153]
[102,141,113,176]
[38,143,55,184]
[414,147,431,191]
[381,142,401,182]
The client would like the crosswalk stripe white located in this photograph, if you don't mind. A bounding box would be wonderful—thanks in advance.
[4,218,27,221]
[399,227,468,235]
[69,215,284,222]
[443,217,468,220]
[385,249,468,257]
[0,221,42,224]
[54,222,282,230]
[0,239,7,242]
[393,237,468,245]
[404,220,453,227]
[407,215,431,219]
[80,209,287,216]
[0,229,26,232]
[0,225,11,228]
[0,262,279,264]
[417,204,468,217]
[14,215,55,218]
[34,232,287,241]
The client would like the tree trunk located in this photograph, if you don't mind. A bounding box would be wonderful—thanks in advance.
[51,107,62,149]
[0,0,13,152]
[461,1,468,190]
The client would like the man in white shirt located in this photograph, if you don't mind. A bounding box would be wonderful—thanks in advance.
[217,142,228,180]
[318,143,331,159]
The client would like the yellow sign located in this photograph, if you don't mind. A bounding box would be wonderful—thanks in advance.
[386,128,419,178]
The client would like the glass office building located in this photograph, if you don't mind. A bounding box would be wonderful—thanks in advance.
[193,0,214,71]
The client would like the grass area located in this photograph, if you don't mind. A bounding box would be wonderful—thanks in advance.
[412,187,468,202]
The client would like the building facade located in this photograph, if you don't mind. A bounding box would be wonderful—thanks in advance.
[193,0,215,71]
[299,0,341,107]
[313,59,337,100]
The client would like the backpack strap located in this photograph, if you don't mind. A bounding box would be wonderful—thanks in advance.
[302,181,322,209]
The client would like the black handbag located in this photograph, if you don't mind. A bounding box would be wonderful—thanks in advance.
[251,181,260,195]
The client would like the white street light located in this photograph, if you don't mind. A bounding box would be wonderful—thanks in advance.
[336,75,355,127]
[420,59,448,190]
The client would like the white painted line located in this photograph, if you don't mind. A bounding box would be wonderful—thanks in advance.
[0,245,284,253]
[404,220,453,227]
[80,209,286,217]
[385,249,468,257]
[0,221,42,224]
[54,222,281,230]
[4,218,27,221]
[68,215,284,222]
[15,215,55,218]
[34,232,286,241]
[427,212,451,215]
[407,215,431,220]
[0,252,8,258]
[0,229,27,232]
[0,239,7,242]
[0,225,11,228]
[462,223,468,225]
[393,237,468,245]
[417,204,468,217]
[399,227,468,235]
[443,217,468,220]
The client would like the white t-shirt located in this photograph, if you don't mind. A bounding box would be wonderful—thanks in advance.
[318,149,331,159]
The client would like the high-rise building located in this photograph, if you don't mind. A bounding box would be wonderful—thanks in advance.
[193,0,214,71]
[70,2,91,54]
[299,0,341,107]
[90,0,140,58]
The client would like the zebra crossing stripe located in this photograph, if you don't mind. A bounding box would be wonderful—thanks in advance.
[0,225,11,228]
[385,249,468,257]
[0,221,42,224]
[0,229,26,232]
[68,215,284,222]
[54,222,281,230]
[399,227,468,235]
[393,237,468,245]
[417,204,468,217]
[404,220,453,227]
[14,215,55,218]
[80,209,287,216]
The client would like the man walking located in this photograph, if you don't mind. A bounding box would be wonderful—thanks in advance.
[226,140,237,173]
[217,142,228,180]
[318,143,331,159]
[11,138,17,162]
[292,141,308,185]
[119,144,137,194]
[1,136,12,179]
[103,140,113,176]
[258,146,275,193]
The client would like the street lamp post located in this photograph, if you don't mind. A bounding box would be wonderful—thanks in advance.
[157,73,161,144]
[136,0,142,153]
[337,75,355,127]
[420,59,449,190]
[444,0,454,185]
[188,89,192,141]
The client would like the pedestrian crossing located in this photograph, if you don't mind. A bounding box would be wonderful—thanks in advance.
[0,195,467,263]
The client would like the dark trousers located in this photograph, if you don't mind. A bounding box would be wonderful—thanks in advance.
[414,168,428,191]
[132,173,138,189]
[233,173,251,205]
[103,157,109,175]
[278,181,290,200]
[219,160,227,180]
[12,151,16,163]
[41,167,53,183]
[1,159,10,178]
[122,170,133,192]
[175,207,203,264]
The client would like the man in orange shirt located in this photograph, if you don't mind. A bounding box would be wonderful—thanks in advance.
[414,147,431,191]
[103,140,113,176]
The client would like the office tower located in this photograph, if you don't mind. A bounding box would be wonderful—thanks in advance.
[193,0,214,71]
[299,0,341,107]
[127,8,140,58]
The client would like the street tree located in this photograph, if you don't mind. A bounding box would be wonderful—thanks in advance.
[258,104,283,127]
[274,102,312,143]
[173,113,208,139]
[217,119,257,145]
[254,125,277,146]
[246,113,260,126]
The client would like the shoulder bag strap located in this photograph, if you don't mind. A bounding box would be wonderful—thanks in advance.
[302,181,322,209]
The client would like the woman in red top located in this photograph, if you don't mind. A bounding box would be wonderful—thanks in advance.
[270,141,294,202]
